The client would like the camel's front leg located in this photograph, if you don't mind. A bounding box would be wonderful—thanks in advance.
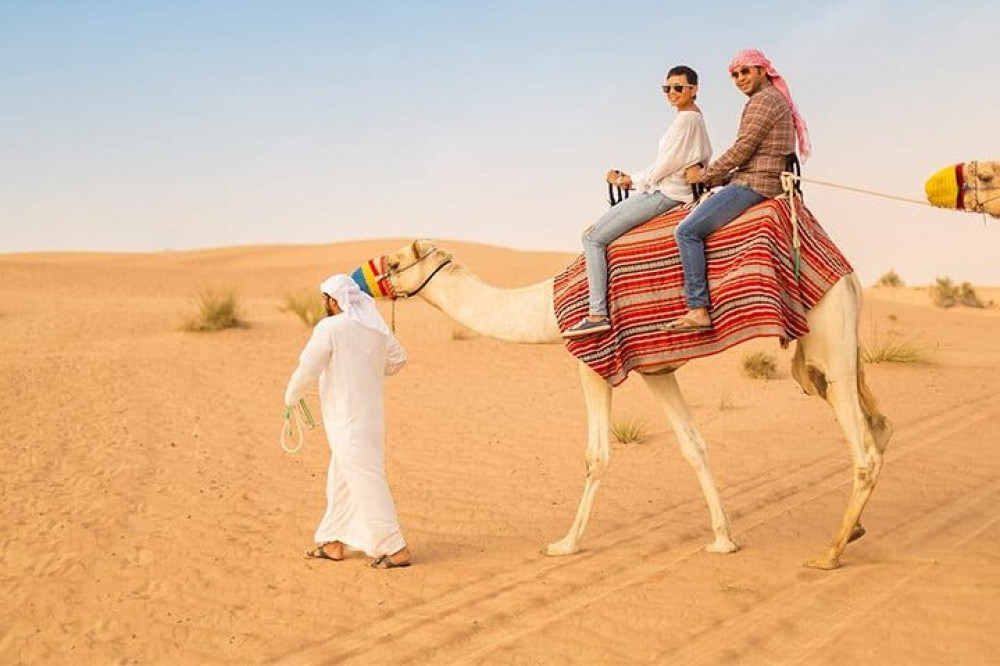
[642,372,739,554]
[545,362,612,556]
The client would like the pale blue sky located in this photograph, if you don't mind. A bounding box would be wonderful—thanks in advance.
[2,1,998,284]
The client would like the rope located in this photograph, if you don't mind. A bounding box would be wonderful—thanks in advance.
[781,170,998,227]
[787,173,931,207]
[280,399,320,454]
[780,172,802,280]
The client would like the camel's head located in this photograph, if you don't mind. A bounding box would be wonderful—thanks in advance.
[925,160,1000,218]
[349,239,452,300]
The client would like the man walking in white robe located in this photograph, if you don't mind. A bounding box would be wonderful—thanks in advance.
[284,274,411,569]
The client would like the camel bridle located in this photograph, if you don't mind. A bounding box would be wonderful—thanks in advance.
[965,161,1000,213]
[385,246,453,300]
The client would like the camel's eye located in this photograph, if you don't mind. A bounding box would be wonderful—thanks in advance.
[386,258,400,271]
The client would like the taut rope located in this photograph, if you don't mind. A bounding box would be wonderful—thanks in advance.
[780,170,999,231]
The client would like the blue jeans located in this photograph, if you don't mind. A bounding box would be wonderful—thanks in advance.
[674,184,766,309]
[583,191,681,317]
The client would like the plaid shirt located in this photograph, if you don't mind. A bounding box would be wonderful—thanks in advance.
[704,85,795,198]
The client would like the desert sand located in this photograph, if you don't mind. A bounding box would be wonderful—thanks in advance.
[2,240,998,665]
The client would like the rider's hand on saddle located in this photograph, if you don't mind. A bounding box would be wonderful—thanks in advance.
[685,164,704,184]
[606,169,632,189]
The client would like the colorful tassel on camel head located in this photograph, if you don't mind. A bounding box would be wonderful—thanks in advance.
[350,256,397,300]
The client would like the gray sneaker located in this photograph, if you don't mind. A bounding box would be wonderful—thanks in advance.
[562,317,611,339]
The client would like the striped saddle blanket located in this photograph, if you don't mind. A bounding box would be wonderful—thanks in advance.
[553,198,853,386]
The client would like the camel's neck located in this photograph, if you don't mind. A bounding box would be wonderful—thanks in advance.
[416,264,562,344]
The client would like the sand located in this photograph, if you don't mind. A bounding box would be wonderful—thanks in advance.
[2,241,998,665]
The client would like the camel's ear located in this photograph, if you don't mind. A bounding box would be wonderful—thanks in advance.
[412,238,436,259]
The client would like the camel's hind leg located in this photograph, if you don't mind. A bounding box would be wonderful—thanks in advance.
[642,372,739,553]
[545,361,612,556]
[795,275,892,570]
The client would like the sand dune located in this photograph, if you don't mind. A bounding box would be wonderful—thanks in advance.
[2,241,998,664]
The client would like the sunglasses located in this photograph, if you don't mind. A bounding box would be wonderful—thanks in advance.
[730,66,757,79]
[662,84,693,93]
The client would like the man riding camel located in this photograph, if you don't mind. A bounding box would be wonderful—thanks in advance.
[669,47,811,332]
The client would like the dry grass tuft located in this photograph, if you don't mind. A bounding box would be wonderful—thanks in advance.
[930,277,985,309]
[862,331,929,365]
[182,289,245,332]
[280,291,325,327]
[742,351,778,380]
[611,419,648,445]
[874,269,905,287]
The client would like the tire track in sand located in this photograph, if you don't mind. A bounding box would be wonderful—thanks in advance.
[271,392,1000,665]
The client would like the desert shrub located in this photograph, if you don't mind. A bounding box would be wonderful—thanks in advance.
[182,289,244,331]
[874,269,904,287]
[741,351,778,380]
[280,291,325,327]
[862,331,928,364]
[957,282,985,308]
[930,277,985,309]
[611,419,647,445]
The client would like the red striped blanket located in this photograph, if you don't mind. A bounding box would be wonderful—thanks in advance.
[553,198,853,386]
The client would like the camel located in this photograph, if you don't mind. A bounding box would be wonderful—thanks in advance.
[369,239,892,569]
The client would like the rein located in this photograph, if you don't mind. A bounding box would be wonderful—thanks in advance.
[388,254,453,299]
[280,399,320,453]
[382,251,453,333]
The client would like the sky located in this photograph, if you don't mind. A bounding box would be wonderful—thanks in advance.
[2,0,999,285]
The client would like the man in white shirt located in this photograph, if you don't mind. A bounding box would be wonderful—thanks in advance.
[284,274,411,569]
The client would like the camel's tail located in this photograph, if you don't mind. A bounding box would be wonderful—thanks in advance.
[791,342,892,454]
[856,356,892,453]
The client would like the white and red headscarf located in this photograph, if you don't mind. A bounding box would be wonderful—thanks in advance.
[729,48,811,161]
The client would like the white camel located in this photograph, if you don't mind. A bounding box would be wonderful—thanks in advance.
[374,239,891,569]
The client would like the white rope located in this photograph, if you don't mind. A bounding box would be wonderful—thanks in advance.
[782,170,998,226]
[780,172,802,278]
[785,173,931,207]
[280,399,321,454]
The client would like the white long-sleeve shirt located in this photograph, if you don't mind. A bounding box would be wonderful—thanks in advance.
[631,110,712,203]
[284,315,407,433]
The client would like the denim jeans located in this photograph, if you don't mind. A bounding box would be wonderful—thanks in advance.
[674,184,766,309]
[583,191,681,317]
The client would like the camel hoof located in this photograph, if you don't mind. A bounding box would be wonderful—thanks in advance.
[804,555,841,570]
[544,540,580,557]
[705,537,740,554]
[848,523,866,543]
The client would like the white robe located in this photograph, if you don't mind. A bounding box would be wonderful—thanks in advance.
[284,314,408,557]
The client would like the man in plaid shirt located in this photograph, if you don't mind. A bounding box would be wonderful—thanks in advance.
[666,48,811,332]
